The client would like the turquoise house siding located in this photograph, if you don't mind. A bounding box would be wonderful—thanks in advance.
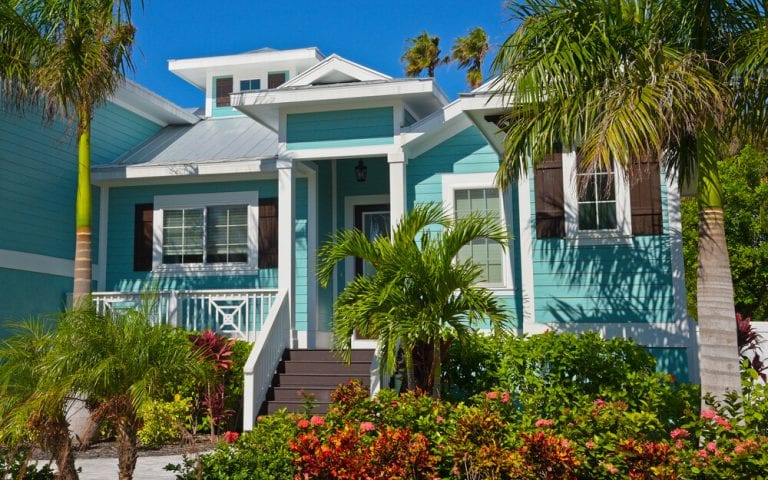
[406,126,523,328]
[0,268,71,337]
[287,107,394,150]
[105,178,309,331]
[647,347,689,383]
[529,169,676,324]
[91,103,163,165]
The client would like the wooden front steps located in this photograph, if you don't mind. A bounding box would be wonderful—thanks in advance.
[260,348,375,415]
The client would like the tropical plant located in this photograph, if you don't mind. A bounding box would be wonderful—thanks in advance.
[44,305,202,480]
[491,0,768,404]
[0,0,139,301]
[0,320,79,480]
[317,202,509,397]
[451,27,490,89]
[401,31,448,78]
[189,330,235,440]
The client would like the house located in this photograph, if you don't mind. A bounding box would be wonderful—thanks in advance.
[0,46,698,428]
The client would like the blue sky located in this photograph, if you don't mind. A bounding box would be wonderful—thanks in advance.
[130,0,517,109]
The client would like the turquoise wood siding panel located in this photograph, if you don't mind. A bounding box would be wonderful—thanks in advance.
[530,169,676,323]
[287,107,394,150]
[91,103,163,165]
[647,347,689,382]
[406,126,523,325]
[294,178,309,332]
[0,103,160,260]
[404,109,416,127]
[0,268,70,337]
[106,180,279,291]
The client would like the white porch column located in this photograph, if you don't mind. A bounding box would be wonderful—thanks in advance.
[388,151,407,234]
[277,156,296,344]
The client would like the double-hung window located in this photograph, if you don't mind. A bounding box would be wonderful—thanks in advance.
[442,173,511,289]
[153,192,259,273]
[576,160,617,231]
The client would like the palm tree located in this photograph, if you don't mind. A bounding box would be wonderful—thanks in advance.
[0,0,139,302]
[317,202,510,398]
[0,320,79,480]
[451,27,490,89]
[402,31,448,78]
[491,0,768,404]
[44,305,202,480]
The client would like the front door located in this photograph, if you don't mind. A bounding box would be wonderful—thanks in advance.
[353,204,390,277]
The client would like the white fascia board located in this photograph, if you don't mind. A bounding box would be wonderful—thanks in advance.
[289,145,396,160]
[282,54,392,87]
[169,48,325,89]
[110,80,200,126]
[92,158,277,183]
[403,114,473,159]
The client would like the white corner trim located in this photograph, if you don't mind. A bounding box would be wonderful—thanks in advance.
[0,249,74,278]
[517,170,536,327]
[343,194,390,286]
[152,191,260,274]
[440,172,515,290]
[96,186,110,290]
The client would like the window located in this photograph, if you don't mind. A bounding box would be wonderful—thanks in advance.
[153,192,259,273]
[442,173,511,289]
[576,160,617,231]
[240,79,261,91]
[133,203,153,271]
[267,71,287,89]
[454,188,504,285]
[215,77,233,107]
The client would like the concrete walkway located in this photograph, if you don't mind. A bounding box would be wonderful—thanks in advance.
[35,453,198,480]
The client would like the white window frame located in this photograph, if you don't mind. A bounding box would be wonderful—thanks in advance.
[562,151,632,245]
[441,172,514,293]
[152,191,260,275]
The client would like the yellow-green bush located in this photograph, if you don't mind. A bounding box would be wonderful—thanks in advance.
[138,396,191,448]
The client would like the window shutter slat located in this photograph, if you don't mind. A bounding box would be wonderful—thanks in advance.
[133,204,153,272]
[534,150,565,238]
[258,198,278,269]
[629,158,663,235]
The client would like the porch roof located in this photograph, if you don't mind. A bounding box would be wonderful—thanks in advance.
[92,116,278,181]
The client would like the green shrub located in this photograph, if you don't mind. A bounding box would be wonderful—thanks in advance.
[166,410,299,479]
[0,447,55,480]
[138,396,192,448]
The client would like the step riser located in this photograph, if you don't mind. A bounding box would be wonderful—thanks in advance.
[281,362,371,375]
[267,402,329,415]
[272,388,333,403]
[288,350,375,362]
[277,374,370,387]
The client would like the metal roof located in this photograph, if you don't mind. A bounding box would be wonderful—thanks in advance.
[102,116,277,168]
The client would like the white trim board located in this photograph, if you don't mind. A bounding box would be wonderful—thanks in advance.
[0,249,74,278]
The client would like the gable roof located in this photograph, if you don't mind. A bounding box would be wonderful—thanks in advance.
[281,54,391,87]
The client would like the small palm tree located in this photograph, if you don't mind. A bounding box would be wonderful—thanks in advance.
[317,202,510,398]
[0,0,139,301]
[0,320,79,480]
[44,305,202,480]
[402,31,449,78]
[452,27,490,89]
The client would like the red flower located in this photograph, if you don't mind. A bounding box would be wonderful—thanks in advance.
[501,392,510,403]
[670,428,689,440]
[701,409,717,419]
[223,431,239,444]
[535,418,554,428]
[485,391,498,400]
[297,419,310,429]
[359,421,376,433]
[310,415,325,427]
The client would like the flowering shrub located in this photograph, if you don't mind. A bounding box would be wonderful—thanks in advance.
[137,396,192,448]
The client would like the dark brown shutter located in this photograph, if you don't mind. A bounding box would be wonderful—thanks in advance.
[133,203,153,272]
[534,147,565,238]
[258,198,278,269]
[267,72,286,89]
[215,77,233,107]
[629,158,663,235]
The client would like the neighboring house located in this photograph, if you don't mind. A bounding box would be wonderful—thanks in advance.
[0,47,698,427]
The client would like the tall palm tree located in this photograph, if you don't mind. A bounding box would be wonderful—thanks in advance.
[491,0,767,404]
[0,0,139,302]
[451,27,490,89]
[317,202,510,398]
[402,31,448,78]
[0,320,79,480]
[44,305,202,480]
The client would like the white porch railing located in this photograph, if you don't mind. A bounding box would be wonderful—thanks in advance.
[243,289,290,430]
[91,289,278,342]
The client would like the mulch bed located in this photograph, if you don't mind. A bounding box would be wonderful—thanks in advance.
[31,435,218,460]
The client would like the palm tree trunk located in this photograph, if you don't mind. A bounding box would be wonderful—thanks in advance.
[49,417,79,480]
[696,137,741,406]
[404,347,416,391]
[116,414,139,480]
[431,339,442,399]
[73,112,92,303]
